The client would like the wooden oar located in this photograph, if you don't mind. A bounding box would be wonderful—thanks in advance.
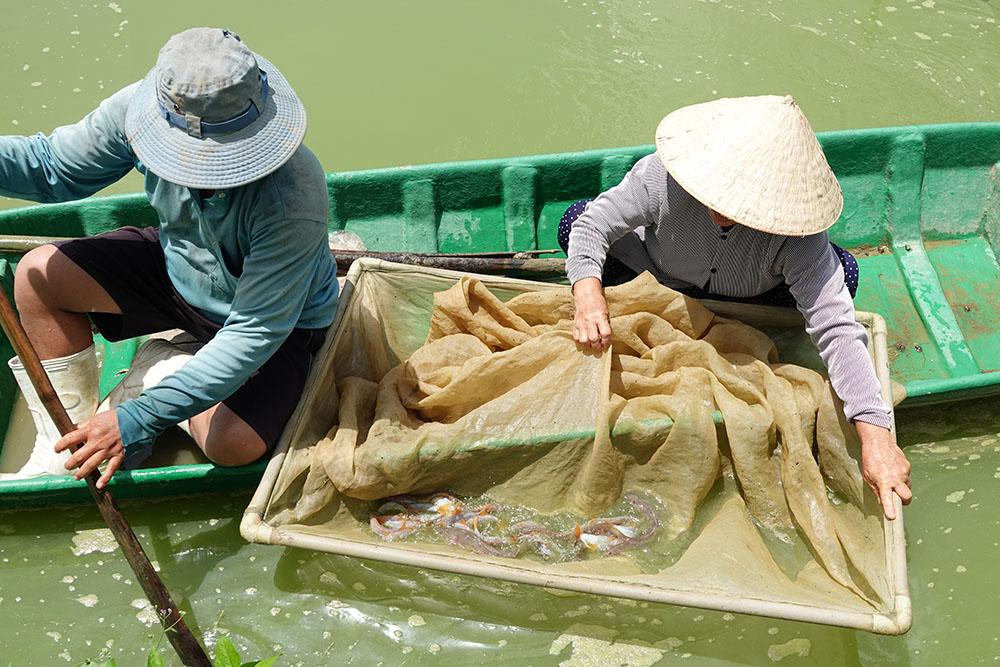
[0,235,569,280]
[0,290,210,666]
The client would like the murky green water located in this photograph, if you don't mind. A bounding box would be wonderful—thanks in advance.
[1,1,999,665]
[1,397,998,665]
[2,0,998,210]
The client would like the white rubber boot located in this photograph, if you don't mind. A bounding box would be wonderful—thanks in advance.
[1,345,99,479]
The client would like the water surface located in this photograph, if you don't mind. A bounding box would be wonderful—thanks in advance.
[1,397,997,665]
[1,0,997,209]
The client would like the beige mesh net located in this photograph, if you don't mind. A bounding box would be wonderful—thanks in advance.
[243,259,909,634]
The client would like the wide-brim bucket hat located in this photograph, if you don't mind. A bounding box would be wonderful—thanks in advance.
[125,27,306,190]
[654,95,843,236]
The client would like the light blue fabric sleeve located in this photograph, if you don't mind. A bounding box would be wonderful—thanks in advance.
[0,83,139,202]
[114,215,335,449]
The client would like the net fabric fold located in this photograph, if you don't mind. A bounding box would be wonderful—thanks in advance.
[264,270,892,613]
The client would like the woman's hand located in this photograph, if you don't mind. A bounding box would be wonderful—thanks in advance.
[855,421,912,520]
[572,277,612,351]
[54,410,125,489]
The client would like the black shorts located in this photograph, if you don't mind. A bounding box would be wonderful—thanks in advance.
[54,226,327,451]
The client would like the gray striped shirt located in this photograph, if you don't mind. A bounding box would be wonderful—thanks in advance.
[566,155,891,429]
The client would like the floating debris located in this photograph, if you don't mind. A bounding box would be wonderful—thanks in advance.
[369,492,661,562]
[71,528,118,556]
[135,602,159,627]
[767,638,812,662]
[76,594,99,607]
[550,631,664,665]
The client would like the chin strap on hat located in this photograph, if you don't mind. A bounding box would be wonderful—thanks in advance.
[158,69,269,139]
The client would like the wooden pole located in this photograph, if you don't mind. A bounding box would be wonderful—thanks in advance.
[329,249,566,279]
[0,235,568,280]
[0,290,211,666]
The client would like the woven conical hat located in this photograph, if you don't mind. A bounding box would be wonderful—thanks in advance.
[654,95,843,236]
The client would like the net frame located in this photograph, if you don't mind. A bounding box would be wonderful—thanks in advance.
[241,258,910,635]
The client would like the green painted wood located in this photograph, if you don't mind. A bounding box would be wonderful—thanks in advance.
[0,122,998,506]
[884,132,980,378]
[502,165,539,252]
[402,179,438,254]
[0,260,15,447]
[0,460,266,509]
[600,155,635,190]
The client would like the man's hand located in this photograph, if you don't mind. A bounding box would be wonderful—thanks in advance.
[572,277,612,351]
[54,411,125,489]
[855,421,912,520]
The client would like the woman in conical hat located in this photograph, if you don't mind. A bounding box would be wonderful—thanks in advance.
[561,95,911,519]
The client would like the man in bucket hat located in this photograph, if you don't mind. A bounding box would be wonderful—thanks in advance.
[0,28,337,486]
[560,95,912,519]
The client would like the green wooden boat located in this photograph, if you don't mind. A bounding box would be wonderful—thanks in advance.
[0,121,997,507]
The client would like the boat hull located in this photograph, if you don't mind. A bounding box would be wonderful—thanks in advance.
[1,121,997,506]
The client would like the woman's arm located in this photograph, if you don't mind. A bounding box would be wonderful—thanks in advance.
[568,155,662,350]
[783,235,912,518]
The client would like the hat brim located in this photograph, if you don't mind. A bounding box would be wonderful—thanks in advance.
[124,54,306,190]
[653,96,843,237]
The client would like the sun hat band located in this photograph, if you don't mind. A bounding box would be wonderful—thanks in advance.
[157,70,270,139]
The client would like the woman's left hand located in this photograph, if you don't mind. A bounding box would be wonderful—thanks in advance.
[855,421,912,520]
[54,411,125,489]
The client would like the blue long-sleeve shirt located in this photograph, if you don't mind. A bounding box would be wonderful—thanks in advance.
[0,82,339,452]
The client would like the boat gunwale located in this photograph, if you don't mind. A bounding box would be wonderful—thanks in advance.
[0,121,997,506]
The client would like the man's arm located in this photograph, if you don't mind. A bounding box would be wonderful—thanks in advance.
[783,235,912,518]
[114,216,335,454]
[0,83,139,203]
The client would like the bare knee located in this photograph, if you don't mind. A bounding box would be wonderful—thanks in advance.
[200,407,268,467]
[14,245,60,312]
[205,434,267,467]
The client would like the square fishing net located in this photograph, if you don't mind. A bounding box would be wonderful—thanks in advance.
[242,259,909,634]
